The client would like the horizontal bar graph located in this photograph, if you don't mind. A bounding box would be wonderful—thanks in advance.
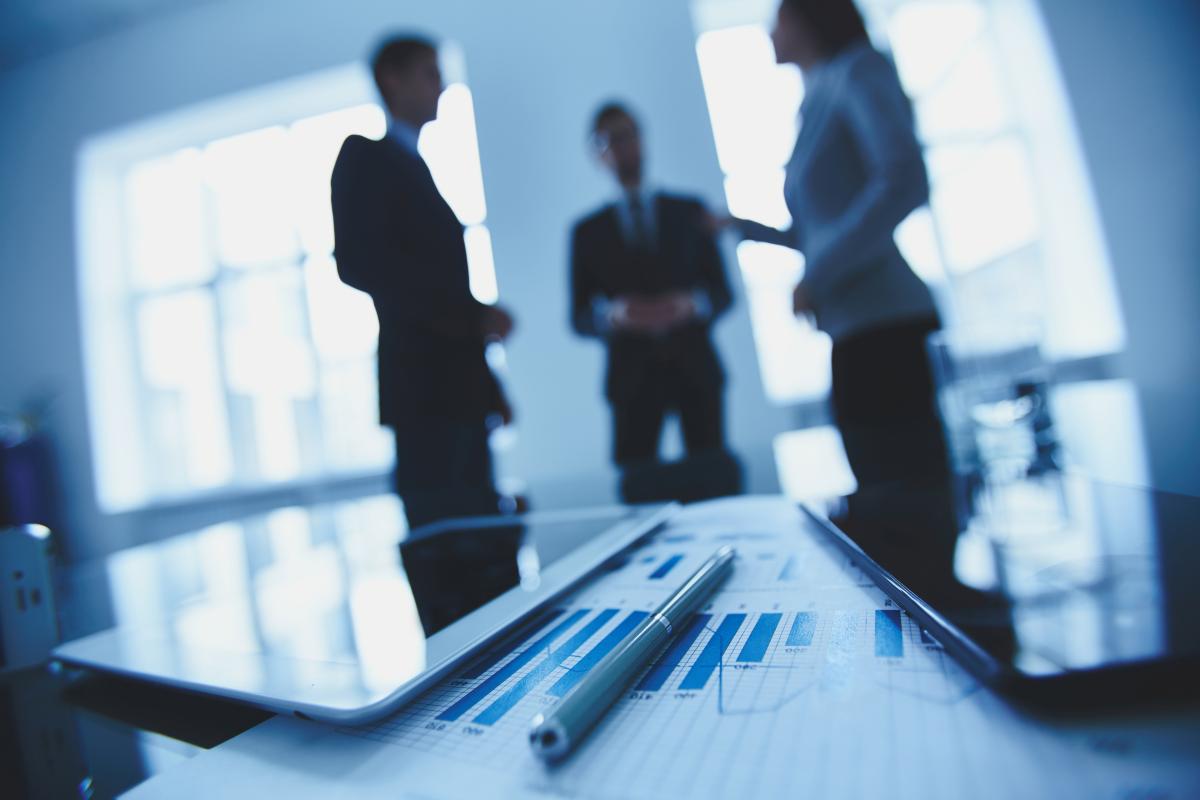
[875,609,904,658]
[650,554,684,580]
[786,612,816,647]
[548,610,650,697]
[737,613,782,662]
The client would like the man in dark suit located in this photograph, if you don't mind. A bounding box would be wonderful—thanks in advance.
[331,35,515,530]
[570,102,734,472]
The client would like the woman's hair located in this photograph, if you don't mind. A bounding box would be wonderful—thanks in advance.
[781,0,869,57]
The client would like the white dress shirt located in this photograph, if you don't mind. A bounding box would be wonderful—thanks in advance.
[739,42,937,342]
[386,119,423,156]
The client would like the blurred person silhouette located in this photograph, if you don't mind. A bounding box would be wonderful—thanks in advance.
[718,0,948,486]
[570,102,740,500]
[332,34,516,529]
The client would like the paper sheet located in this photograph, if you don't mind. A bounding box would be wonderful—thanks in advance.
[126,497,1200,799]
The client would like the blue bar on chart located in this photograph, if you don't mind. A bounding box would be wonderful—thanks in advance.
[786,612,816,646]
[473,610,619,725]
[737,613,782,662]
[459,607,566,680]
[636,614,711,691]
[650,554,684,580]
[548,610,650,697]
[679,614,747,691]
[874,609,904,658]
[778,556,798,582]
[716,532,774,541]
[437,609,590,722]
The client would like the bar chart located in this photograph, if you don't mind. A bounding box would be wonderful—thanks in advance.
[326,504,1014,800]
[404,602,929,733]
[153,499,1198,800]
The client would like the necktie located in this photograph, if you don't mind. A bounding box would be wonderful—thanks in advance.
[628,195,651,251]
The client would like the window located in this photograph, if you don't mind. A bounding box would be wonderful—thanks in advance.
[79,61,497,512]
[691,0,1123,409]
[695,25,828,405]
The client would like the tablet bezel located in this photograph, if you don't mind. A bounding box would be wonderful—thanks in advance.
[53,503,678,724]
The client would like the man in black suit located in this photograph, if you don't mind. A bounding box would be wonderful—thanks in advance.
[570,102,734,472]
[331,35,515,530]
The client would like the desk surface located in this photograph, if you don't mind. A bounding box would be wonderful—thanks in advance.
[121,495,1200,800]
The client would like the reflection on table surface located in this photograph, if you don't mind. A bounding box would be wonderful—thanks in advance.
[822,452,1197,689]
[18,497,648,797]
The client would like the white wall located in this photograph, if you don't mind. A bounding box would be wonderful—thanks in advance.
[0,0,787,559]
[1034,0,1200,495]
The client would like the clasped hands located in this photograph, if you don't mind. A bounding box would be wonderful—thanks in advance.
[610,291,698,335]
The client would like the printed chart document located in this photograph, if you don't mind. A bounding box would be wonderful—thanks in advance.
[127,497,1200,799]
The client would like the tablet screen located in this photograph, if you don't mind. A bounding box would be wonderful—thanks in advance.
[55,501,670,719]
[819,475,1200,684]
[401,508,649,636]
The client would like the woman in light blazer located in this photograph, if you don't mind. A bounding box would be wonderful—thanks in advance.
[733,0,948,484]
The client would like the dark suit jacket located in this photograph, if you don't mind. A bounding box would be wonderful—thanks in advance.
[570,192,732,403]
[331,134,501,429]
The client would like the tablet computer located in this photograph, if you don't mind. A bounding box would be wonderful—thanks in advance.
[53,503,676,723]
[803,476,1200,706]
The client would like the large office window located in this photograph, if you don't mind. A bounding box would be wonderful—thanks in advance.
[692,0,1123,409]
[692,0,1123,498]
[79,63,496,512]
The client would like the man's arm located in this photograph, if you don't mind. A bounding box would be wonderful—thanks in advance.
[569,221,611,338]
[691,200,734,321]
[331,137,489,340]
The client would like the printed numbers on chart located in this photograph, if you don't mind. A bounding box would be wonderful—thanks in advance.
[627,691,656,701]
[461,725,486,737]
[424,721,448,732]
[673,692,700,700]
[732,664,758,671]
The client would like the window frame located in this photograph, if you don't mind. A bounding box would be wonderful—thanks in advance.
[78,59,498,520]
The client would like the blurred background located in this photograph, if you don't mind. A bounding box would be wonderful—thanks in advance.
[0,0,1197,561]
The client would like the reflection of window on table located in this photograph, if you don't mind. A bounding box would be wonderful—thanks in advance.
[693,0,1122,412]
[89,78,496,509]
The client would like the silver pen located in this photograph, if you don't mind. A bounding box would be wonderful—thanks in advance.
[529,545,736,761]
